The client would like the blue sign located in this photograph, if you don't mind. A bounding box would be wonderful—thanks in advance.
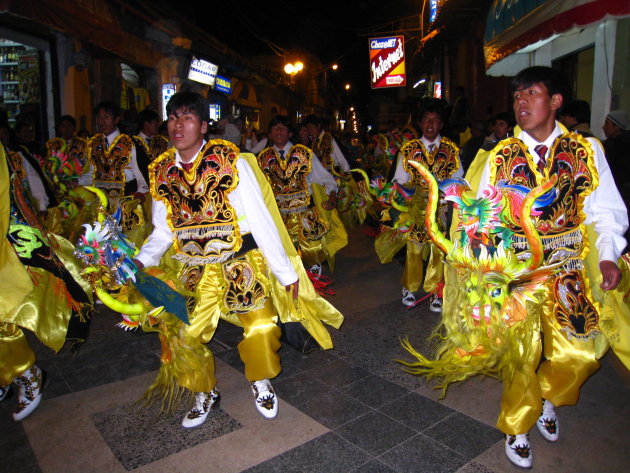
[430,0,439,23]
[214,75,232,94]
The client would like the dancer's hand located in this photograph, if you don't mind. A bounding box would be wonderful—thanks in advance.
[600,260,621,291]
[285,280,299,299]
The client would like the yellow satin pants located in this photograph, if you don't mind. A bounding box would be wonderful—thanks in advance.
[401,242,444,294]
[174,300,282,394]
[0,323,35,386]
[497,313,599,435]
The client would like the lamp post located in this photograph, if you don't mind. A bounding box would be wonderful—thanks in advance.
[284,61,304,88]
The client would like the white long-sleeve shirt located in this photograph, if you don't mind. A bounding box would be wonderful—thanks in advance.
[316,132,350,172]
[135,143,298,286]
[274,142,338,194]
[476,122,628,263]
[250,137,268,155]
[20,151,49,211]
[392,135,464,184]
[78,129,149,192]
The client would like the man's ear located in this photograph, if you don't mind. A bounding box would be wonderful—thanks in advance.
[550,94,563,112]
[201,120,208,135]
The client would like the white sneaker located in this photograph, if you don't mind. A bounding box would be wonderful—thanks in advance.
[251,379,278,419]
[536,399,559,442]
[13,365,45,421]
[402,288,416,307]
[308,263,322,278]
[505,433,532,469]
[429,295,443,313]
[181,389,221,428]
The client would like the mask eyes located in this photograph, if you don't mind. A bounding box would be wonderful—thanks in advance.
[490,287,502,298]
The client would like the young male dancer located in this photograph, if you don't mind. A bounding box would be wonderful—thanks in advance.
[134,93,343,427]
[467,66,627,468]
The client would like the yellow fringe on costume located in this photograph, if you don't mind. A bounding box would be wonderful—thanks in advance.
[398,262,542,396]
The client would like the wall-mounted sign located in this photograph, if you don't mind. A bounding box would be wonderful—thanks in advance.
[161,83,177,120]
[433,81,442,99]
[188,56,218,86]
[214,75,232,94]
[369,36,406,89]
[430,0,439,23]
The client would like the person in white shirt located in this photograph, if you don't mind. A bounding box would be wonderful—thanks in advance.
[257,115,339,277]
[78,102,148,199]
[389,106,463,310]
[469,66,627,469]
[134,93,299,428]
[304,114,350,173]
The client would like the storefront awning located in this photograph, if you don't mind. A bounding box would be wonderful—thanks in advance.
[0,0,163,68]
[484,0,630,69]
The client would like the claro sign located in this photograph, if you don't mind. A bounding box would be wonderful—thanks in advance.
[369,36,406,89]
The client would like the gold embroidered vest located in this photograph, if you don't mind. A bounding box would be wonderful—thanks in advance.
[312,132,334,171]
[399,137,460,243]
[150,139,243,265]
[400,137,460,184]
[257,145,312,215]
[489,133,597,266]
[88,133,133,191]
[489,133,600,339]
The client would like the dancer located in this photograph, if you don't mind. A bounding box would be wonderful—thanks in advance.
[0,143,93,421]
[127,93,342,428]
[257,115,346,279]
[462,66,627,468]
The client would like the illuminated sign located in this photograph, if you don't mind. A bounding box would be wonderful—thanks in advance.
[161,83,177,120]
[369,35,406,89]
[214,75,232,94]
[188,56,218,86]
[430,0,439,23]
[433,81,442,99]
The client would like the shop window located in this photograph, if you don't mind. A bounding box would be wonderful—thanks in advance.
[0,39,40,125]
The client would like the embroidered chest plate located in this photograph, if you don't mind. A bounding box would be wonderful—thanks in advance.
[257,144,312,214]
[88,134,133,190]
[151,140,242,265]
[489,134,597,240]
[400,137,460,184]
[313,132,334,171]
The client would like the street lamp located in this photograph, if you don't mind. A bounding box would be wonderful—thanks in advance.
[284,61,304,75]
[345,83,351,91]
[322,63,339,116]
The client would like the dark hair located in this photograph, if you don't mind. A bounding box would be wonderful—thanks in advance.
[420,104,445,123]
[560,99,591,124]
[57,115,76,128]
[94,101,121,118]
[510,66,569,103]
[166,92,209,122]
[303,114,323,127]
[493,112,515,128]
[269,115,293,132]
[137,108,160,131]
